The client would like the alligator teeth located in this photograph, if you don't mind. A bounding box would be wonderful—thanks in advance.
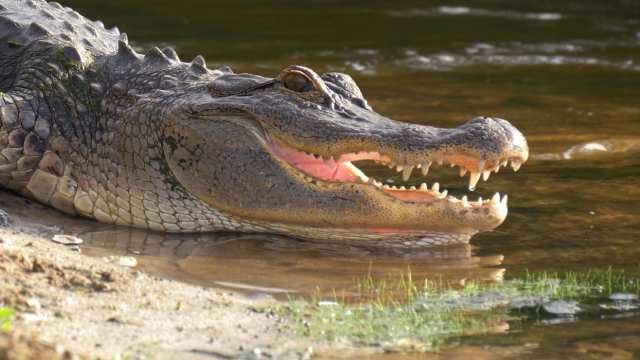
[478,159,486,172]
[421,162,431,176]
[493,158,501,171]
[477,197,483,205]
[469,171,481,191]
[322,155,331,163]
[419,183,428,191]
[367,178,375,185]
[334,154,342,163]
[450,162,455,167]
[460,168,467,177]
[396,164,403,172]
[431,182,439,192]
[491,192,500,204]
[355,176,362,183]
[482,170,491,181]
[383,185,390,189]
[416,164,422,168]
[390,161,397,168]
[441,190,448,197]
[437,158,443,166]
[462,195,468,206]
[402,165,414,181]
[501,194,508,204]
[409,186,416,190]
[512,159,522,171]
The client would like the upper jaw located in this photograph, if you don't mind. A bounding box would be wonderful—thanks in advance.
[268,115,528,193]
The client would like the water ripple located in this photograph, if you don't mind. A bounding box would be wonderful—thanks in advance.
[387,6,562,21]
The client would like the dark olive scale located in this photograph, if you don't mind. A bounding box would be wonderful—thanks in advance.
[284,73,309,92]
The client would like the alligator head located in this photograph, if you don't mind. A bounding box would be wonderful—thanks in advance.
[0,0,528,247]
[158,64,528,246]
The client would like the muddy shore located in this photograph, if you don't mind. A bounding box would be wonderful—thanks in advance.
[0,225,325,359]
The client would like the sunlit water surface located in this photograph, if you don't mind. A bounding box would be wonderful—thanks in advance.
[6,0,640,357]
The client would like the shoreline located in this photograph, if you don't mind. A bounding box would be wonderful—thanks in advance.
[0,226,319,359]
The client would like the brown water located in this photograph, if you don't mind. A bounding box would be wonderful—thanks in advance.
[8,0,640,357]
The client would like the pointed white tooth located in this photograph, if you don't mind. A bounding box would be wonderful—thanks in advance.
[483,170,491,181]
[322,156,331,163]
[512,159,522,171]
[383,185,390,189]
[400,186,406,190]
[391,186,397,189]
[501,194,508,205]
[355,176,362,183]
[494,165,500,173]
[468,171,481,191]
[441,190,448,197]
[410,186,416,190]
[478,197,483,205]
[334,154,342,163]
[396,164,404,172]
[390,161,397,168]
[460,168,467,177]
[450,162,455,167]
[491,193,500,204]
[419,183,428,191]
[367,178,375,185]
[478,159,486,172]
[493,158,500,171]
[462,196,468,205]
[416,164,422,168]
[431,183,439,192]
[421,162,431,176]
[402,165,414,181]
[437,158,443,166]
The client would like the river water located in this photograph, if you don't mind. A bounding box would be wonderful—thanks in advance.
[11,0,640,357]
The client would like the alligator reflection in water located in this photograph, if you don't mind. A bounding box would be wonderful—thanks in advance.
[0,190,504,298]
[82,232,505,298]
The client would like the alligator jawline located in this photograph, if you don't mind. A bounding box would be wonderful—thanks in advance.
[269,136,513,207]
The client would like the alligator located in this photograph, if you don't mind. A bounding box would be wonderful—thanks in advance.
[0,0,528,247]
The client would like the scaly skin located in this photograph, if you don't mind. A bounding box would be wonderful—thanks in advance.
[0,0,528,247]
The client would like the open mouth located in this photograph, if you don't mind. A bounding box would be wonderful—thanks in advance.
[270,136,524,208]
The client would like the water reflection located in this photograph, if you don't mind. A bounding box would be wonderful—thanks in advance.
[79,230,506,299]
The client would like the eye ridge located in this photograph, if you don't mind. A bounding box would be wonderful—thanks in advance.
[284,73,310,92]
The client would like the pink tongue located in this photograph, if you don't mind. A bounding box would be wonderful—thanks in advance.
[294,162,354,182]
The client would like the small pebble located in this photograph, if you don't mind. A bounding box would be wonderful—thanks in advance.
[52,234,83,245]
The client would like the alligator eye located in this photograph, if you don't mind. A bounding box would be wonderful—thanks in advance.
[284,73,309,92]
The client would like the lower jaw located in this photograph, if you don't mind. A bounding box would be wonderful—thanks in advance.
[262,223,476,247]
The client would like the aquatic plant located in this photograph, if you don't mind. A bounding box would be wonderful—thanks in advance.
[284,266,640,352]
